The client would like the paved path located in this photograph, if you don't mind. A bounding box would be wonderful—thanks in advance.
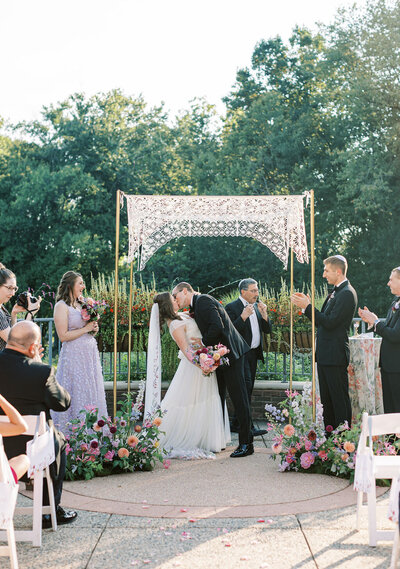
[5,422,396,568]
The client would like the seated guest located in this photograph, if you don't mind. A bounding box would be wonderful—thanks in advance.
[0,392,30,481]
[225,278,272,436]
[0,263,40,351]
[0,321,77,527]
[359,266,400,413]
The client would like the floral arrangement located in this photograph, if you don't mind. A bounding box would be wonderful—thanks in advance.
[192,344,230,375]
[80,296,108,324]
[65,381,167,480]
[267,384,397,481]
[392,299,400,312]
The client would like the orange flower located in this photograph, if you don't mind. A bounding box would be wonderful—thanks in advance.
[134,425,142,433]
[343,441,355,453]
[127,435,139,447]
[153,417,162,427]
[117,448,129,458]
[283,424,295,436]
[341,453,349,461]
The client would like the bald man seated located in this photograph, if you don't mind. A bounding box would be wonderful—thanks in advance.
[0,321,77,528]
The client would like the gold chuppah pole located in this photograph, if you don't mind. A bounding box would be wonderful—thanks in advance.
[310,190,316,421]
[113,190,121,418]
[127,261,134,394]
[289,247,294,396]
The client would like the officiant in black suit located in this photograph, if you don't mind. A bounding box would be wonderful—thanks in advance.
[0,320,77,527]
[172,282,253,458]
[292,255,357,431]
[359,266,400,413]
[225,278,272,437]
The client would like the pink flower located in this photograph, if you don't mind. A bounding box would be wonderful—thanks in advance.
[119,419,127,427]
[65,443,72,455]
[217,346,229,356]
[304,439,313,451]
[343,441,355,453]
[81,308,90,321]
[318,450,328,461]
[326,425,333,433]
[300,452,315,469]
[80,443,88,452]
[283,424,295,437]
[163,459,171,469]
[104,450,115,461]
[93,423,102,432]
[285,454,296,464]
[90,447,100,456]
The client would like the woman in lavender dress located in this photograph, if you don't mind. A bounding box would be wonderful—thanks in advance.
[52,271,108,432]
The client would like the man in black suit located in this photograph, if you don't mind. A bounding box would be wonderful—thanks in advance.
[0,320,77,527]
[225,278,272,437]
[359,266,400,413]
[172,282,253,458]
[292,255,357,430]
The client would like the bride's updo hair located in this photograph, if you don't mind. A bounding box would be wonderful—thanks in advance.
[153,292,181,328]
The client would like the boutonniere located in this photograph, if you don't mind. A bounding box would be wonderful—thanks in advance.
[392,300,400,312]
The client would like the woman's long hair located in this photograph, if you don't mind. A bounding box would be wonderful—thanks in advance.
[0,263,15,287]
[56,271,82,306]
[153,292,181,329]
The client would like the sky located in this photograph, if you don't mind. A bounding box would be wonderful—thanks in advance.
[0,0,366,124]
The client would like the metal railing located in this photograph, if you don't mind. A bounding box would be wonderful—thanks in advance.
[35,317,377,383]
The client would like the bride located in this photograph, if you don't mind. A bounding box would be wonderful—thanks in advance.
[145,292,230,459]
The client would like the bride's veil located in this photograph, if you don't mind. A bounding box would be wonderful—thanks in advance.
[144,303,162,418]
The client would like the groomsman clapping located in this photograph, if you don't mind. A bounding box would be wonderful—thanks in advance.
[359,266,400,413]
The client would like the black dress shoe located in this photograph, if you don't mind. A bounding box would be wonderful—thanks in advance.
[42,506,78,528]
[252,428,267,437]
[230,443,254,458]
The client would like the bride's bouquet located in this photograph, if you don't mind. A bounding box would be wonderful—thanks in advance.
[192,344,230,376]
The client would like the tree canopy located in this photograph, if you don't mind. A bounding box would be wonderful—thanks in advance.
[0,0,399,314]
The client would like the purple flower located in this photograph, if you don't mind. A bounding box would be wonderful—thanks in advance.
[90,439,99,449]
[120,419,127,427]
[300,452,315,470]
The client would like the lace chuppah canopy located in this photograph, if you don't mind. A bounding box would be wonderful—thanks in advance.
[111,191,316,419]
[122,194,309,270]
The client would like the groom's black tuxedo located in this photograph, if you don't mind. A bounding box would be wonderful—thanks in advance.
[304,280,357,429]
[191,294,252,445]
[375,297,400,413]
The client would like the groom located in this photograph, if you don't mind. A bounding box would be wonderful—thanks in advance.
[172,282,254,457]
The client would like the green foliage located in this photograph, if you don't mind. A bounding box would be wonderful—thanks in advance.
[1,2,399,315]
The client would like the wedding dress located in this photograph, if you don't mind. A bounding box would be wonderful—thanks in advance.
[159,313,231,459]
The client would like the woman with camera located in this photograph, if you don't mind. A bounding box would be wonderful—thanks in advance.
[52,271,108,433]
[0,263,40,351]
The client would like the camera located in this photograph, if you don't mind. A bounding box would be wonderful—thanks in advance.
[17,292,39,311]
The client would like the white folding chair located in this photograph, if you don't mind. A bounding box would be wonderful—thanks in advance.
[354,411,400,546]
[0,434,19,569]
[387,475,400,568]
[0,412,57,547]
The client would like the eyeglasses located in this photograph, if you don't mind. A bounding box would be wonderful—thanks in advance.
[1,285,18,293]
